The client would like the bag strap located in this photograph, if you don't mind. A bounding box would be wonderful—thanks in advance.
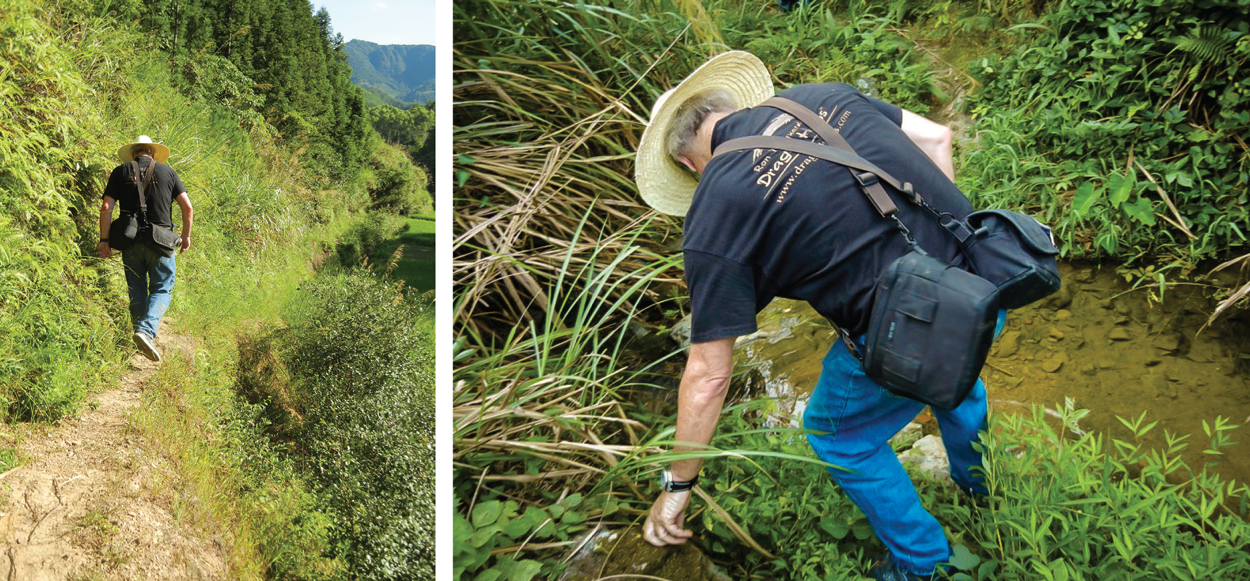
[761,97,978,243]
[130,158,157,219]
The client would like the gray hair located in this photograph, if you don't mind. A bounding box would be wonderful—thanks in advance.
[665,89,737,160]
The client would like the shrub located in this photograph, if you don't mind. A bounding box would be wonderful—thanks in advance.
[280,270,436,581]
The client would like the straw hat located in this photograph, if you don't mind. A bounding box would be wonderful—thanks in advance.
[635,51,774,216]
[117,135,170,163]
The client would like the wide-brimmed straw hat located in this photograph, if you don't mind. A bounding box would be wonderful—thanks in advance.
[117,135,170,163]
[635,51,774,216]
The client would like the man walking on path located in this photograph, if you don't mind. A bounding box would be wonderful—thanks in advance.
[97,135,193,363]
[635,52,994,581]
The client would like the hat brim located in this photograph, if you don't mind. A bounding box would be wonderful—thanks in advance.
[636,51,774,217]
[118,142,171,164]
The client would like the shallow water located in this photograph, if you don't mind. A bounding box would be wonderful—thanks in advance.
[733,261,1250,486]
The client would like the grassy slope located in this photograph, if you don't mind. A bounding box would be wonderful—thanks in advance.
[372,216,436,294]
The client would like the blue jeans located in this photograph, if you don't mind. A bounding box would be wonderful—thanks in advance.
[802,313,1005,575]
[121,244,176,338]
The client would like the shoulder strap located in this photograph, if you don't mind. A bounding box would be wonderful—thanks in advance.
[713,135,908,218]
[131,159,157,217]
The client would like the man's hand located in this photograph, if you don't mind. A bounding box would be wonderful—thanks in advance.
[97,242,111,259]
[180,234,191,253]
[642,490,693,546]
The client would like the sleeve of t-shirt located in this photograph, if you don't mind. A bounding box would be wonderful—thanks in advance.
[863,93,902,126]
[684,249,758,343]
[102,165,125,200]
[169,169,186,197]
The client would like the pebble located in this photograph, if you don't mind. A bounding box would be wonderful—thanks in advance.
[1109,327,1131,341]
[1098,360,1116,370]
[1042,355,1065,373]
[1055,310,1072,321]
[1152,334,1180,352]
[996,331,1021,358]
[1080,363,1097,376]
[1048,328,1065,341]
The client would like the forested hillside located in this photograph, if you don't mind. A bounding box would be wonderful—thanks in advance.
[1,0,433,578]
[344,40,437,104]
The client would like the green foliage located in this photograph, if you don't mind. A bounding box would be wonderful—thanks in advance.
[716,2,941,112]
[0,0,135,420]
[278,270,436,581]
[332,212,411,269]
[365,139,432,216]
[369,103,435,177]
[108,0,373,184]
[961,0,1250,265]
[453,495,587,581]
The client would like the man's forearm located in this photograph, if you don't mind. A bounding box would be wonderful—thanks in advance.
[180,204,193,237]
[671,374,731,481]
[669,338,736,482]
[99,204,111,239]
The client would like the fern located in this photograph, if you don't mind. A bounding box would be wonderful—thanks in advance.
[1170,25,1235,65]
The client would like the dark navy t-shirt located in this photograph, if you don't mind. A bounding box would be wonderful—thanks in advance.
[682,83,974,343]
[103,157,187,230]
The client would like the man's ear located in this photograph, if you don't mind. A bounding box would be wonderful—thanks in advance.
[675,155,699,174]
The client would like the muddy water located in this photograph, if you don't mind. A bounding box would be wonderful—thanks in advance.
[735,261,1250,485]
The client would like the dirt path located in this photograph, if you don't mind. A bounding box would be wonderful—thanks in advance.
[0,320,228,580]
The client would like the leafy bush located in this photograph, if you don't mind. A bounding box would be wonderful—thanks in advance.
[962,0,1250,264]
[278,270,436,581]
[333,212,410,268]
[367,139,432,216]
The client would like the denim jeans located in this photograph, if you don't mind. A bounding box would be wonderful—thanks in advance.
[802,312,1005,575]
[121,243,175,338]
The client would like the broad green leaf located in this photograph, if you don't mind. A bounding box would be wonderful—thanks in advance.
[492,558,543,581]
[472,501,503,528]
[1123,197,1157,225]
[1071,182,1102,217]
[1107,171,1135,208]
[950,544,982,571]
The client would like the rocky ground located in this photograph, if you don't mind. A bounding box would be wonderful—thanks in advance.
[0,321,227,580]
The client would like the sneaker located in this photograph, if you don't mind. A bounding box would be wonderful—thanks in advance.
[133,332,161,362]
[867,553,938,581]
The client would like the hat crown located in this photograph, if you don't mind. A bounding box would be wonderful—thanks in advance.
[135,135,155,144]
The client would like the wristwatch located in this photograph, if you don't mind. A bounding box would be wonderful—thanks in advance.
[660,470,698,493]
[98,238,108,243]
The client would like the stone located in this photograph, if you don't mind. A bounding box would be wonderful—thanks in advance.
[898,435,950,483]
[1097,360,1116,370]
[996,331,1022,358]
[1048,328,1065,341]
[1144,374,1176,399]
[1114,316,1131,326]
[1114,300,1132,316]
[1055,310,1072,321]
[1042,354,1065,373]
[1152,334,1180,352]
[1080,363,1097,376]
[1108,327,1131,341]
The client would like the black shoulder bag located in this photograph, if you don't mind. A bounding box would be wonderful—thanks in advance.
[711,97,1058,408]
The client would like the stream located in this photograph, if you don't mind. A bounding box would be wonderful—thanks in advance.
[733,260,1250,486]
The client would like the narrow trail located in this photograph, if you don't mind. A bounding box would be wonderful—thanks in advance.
[0,320,227,580]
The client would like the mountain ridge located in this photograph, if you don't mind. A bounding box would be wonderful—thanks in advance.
[344,39,435,104]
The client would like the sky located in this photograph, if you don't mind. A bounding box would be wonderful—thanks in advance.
[314,0,436,46]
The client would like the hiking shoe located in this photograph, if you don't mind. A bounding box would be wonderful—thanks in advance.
[867,553,938,581]
[133,332,161,362]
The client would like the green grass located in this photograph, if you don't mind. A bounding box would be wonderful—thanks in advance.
[372,216,436,294]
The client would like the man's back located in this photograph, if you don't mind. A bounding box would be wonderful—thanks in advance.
[682,83,974,342]
[104,157,185,230]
